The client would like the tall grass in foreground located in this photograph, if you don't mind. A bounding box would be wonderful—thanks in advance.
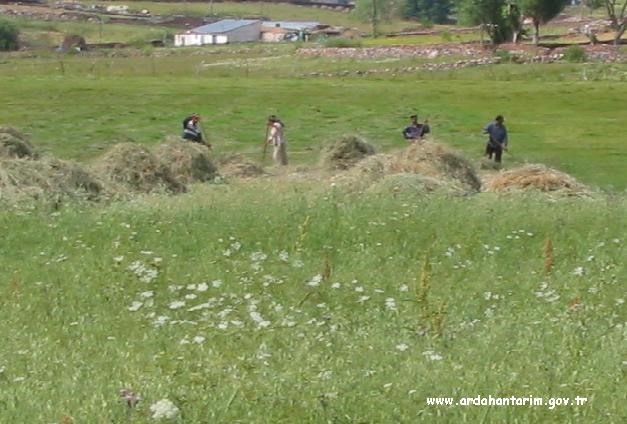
[0,182,625,422]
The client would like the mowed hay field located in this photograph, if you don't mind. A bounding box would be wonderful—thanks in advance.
[1,55,626,189]
[0,45,626,422]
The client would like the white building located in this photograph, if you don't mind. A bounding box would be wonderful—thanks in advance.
[261,21,320,42]
[174,19,261,47]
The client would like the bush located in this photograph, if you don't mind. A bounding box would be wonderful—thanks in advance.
[563,45,587,63]
[323,37,363,48]
[0,18,19,51]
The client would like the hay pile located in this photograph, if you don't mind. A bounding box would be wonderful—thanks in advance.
[0,158,103,202]
[92,143,184,194]
[389,142,481,192]
[367,173,446,195]
[0,127,38,159]
[153,140,217,184]
[484,164,587,194]
[320,135,375,170]
[217,154,265,178]
[333,141,481,194]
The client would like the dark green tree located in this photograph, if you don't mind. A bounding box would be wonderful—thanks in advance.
[602,0,627,44]
[405,0,454,24]
[0,18,19,51]
[355,0,403,37]
[520,0,569,44]
[457,0,509,43]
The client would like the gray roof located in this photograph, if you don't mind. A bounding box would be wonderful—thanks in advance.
[191,19,260,34]
[262,21,320,31]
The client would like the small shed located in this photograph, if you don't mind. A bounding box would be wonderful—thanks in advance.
[261,21,320,42]
[174,19,261,47]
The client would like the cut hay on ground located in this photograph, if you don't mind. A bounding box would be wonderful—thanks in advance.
[92,143,184,194]
[332,141,481,194]
[153,139,217,184]
[217,154,265,178]
[0,158,103,202]
[320,135,376,170]
[390,142,481,192]
[484,164,588,194]
[0,127,38,159]
[367,173,447,196]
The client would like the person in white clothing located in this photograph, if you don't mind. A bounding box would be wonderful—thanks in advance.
[267,115,288,166]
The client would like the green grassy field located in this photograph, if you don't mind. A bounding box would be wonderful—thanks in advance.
[0,55,626,189]
[1,12,627,420]
[0,181,625,422]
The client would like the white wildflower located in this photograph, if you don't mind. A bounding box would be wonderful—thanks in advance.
[357,295,370,303]
[422,350,443,361]
[292,259,304,268]
[168,300,186,310]
[354,286,364,293]
[573,267,585,276]
[250,252,267,262]
[278,250,289,262]
[186,284,197,290]
[192,336,206,344]
[399,284,409,292]
[185,294,197,300]
[149,399,180,420]
[154,315,169,326]
[128,301,143,312]
[306,274,323,287]
[385,298,397,311]
[331,282,341,289]
[212,280,223,288]
[113,256,124,263]
[616,299,625,305]
[196,282,209,292]
[140,291,154,298]
[396,343,409,352]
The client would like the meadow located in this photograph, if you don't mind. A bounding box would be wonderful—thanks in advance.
[0,180,625,422]
[1,52,626,189]
[1,4,627,422]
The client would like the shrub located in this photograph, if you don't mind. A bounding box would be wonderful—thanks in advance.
[0,18,19,51]
[323,37,363,48]
[563,45,587,63]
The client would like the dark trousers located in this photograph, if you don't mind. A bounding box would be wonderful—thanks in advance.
[183,133,203,143]
[485,143,503,163]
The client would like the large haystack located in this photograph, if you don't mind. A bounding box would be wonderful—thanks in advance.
[0,127,38,159]
[333,142,481,194]
[153,140,217,184]
[93,143,184,194]
[484,164,587,194]
[390,142,481,192]
[0,158,103,202]
[217,154,265,178]
[320,135,376,170]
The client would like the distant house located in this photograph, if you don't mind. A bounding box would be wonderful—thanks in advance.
[261,21,320,42]
[174,19,261,47]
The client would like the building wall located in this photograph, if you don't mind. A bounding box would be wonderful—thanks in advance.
[225,22,262,43]
[175,34,214,47]
[175,21,261,47]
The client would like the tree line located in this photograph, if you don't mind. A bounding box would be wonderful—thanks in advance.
[355,0,626,44]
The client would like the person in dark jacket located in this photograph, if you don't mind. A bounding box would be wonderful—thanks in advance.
[483,115,508,163]
[403,114,430,142]
[182,113,206,145]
